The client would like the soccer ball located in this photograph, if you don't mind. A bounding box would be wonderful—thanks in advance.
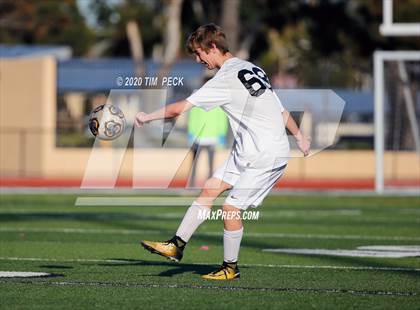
[88,104,126,140]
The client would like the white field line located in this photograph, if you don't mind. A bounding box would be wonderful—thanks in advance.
[0,280,416,296]
[263,210,362,216]
[75,197,216,206]
[357,245,420,252]
[2,187,419,197]
[1,227,420,241]
[0,271,51,278]
[75,197,364,213]
[0,209,363,218]
[73,197,419,208]
[0,256,419,272]
[262,248,420,258]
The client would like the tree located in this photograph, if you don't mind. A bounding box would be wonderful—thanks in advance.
[159,0,184,75]
[0,0,93,56]
[246,0,420,87]
[221,0,240,53]
[88,0,161,58]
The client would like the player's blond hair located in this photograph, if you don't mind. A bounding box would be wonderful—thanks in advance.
[186,23,229,54]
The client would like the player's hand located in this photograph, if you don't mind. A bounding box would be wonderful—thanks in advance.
[297,136,311,157]
[135,112,149,127]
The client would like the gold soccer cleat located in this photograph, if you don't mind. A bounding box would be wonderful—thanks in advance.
[201,262,240,280]
[140,239,183,262]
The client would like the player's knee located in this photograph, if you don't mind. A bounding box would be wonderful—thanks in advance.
[197,178,230,207]
[223,204,240,212]
[202,178,229,196]
[223,204,243,230]
[223,204,242,219]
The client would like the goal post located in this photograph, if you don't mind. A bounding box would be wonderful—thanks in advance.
[374,51,420,193]
[380,0,420,36]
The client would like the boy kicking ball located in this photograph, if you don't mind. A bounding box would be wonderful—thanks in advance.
[135,23,310,280]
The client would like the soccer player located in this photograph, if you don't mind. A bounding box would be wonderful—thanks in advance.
[135,23,310,280]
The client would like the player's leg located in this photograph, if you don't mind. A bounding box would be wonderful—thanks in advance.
[174,177,232,244]
[202,163,287,279]
[141,155,239,262]
[195,177,231,207]
[202,203,242,280]
[141,177,232,262]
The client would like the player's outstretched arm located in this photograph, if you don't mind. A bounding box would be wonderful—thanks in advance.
[135,100,193,127]
[282,109,311,156]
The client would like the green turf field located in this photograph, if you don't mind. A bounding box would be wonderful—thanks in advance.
[0,194,419,309]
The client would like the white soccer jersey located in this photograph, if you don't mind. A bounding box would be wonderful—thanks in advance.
[187,57,290,169]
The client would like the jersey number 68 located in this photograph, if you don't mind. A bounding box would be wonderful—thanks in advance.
[237,67,272,97]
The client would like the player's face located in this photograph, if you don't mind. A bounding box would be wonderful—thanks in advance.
[194,48,217,70]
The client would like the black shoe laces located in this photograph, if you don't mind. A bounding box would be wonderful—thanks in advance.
[213,263,235,274]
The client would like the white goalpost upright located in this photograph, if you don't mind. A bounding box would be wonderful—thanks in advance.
[374,51,420,193]
[374,0,419,193]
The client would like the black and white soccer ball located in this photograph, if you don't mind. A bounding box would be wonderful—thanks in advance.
[88,104,126,141]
